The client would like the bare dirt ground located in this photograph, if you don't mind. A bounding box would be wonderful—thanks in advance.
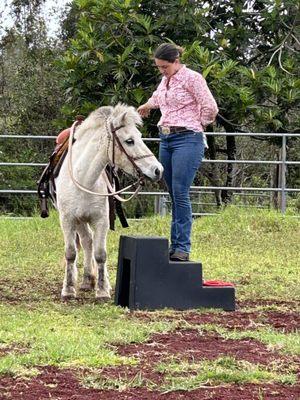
[0,301,299,400]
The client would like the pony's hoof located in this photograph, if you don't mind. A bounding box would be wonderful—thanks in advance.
[61,287,76,300]
[95,290,111,303]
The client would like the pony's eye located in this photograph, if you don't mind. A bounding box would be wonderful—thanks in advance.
[125,138,134,146]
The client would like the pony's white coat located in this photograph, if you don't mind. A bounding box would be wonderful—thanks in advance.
[55,104,163,300]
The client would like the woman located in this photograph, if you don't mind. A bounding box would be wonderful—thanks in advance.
[138,43,218,261]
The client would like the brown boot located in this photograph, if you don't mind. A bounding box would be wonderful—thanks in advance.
[170,251,189,262]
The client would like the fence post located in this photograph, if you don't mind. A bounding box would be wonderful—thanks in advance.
[158,195,168,217]
[281,134,287,213]
[154,195,160,214]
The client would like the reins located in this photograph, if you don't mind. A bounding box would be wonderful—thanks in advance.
[67,118,153,202]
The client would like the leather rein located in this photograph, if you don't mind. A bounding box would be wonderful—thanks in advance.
[67,119,154,202]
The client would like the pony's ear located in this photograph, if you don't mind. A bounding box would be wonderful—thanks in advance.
[112,111,127,128]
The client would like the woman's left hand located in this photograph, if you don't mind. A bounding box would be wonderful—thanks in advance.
[137,103,151,118]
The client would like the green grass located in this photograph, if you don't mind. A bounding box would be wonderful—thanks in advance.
[81,371,153,391]
[0,207,299,387]
[81,355,297,392]
[0,302,176,376]
[192,207,300,301]
[156,356,297,391]
[1,207,299,302]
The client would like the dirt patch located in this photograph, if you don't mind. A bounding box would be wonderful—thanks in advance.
[239,299,300,309]
[0,349,10,358]
[186,311,300,333]
[185,310,300,333]
[133,309,300,333]
[0,345,28,358]
[0,366,299,400]
[1,300,299,399]
[1,330,299,400]
[0,367,96,400]
[0,278,61,304]
[116,329,299,367]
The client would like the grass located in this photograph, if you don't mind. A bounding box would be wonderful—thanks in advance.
[81,355,297,392]
[81,371,152,391]
[192,207,300,301]
[156,356,297,391]
[1,207,299,303]
[0,207,299,390]
[0,302,176,375]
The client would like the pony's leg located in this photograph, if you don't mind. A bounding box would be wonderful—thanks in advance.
[60,219,78,299]
[77,223,96,291]
[92,221,111,301]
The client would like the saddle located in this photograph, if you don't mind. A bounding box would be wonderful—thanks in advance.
[37,117,128,230]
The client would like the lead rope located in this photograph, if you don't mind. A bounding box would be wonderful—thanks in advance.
[67,120,143,201]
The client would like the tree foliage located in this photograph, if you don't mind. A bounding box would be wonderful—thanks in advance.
[0,0,65,134]
[60,0,299,135]
[0,0,65,214]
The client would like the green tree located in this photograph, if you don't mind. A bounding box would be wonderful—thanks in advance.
[0,0,65,214]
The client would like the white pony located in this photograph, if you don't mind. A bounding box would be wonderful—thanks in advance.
[55,104,163,301]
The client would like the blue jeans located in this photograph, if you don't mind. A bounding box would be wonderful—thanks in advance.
[159,131,205,254]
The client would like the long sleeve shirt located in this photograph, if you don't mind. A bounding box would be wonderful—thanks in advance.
[147,65,218,132]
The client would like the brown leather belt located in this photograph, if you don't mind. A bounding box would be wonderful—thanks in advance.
[159,126,188,134]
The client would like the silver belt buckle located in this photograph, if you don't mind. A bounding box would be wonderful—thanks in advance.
[161,126,170,135]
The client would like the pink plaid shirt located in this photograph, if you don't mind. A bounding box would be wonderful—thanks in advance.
[147,65,218,132]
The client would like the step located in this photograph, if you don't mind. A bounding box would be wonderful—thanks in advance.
[115,235,235,311]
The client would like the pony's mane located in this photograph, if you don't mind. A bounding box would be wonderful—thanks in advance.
[111,103,142,127]
[75,103,142,138]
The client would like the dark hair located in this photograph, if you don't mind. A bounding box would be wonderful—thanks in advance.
[154,43,184,63]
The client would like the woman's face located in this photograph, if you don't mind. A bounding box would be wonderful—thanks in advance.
[154,58,180,78]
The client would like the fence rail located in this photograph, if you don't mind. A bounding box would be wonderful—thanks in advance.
[1,132,300,214]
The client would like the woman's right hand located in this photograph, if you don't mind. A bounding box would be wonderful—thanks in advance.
[137,103,151,118]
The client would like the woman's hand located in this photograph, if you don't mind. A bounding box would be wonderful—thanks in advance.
[137,103,151,118]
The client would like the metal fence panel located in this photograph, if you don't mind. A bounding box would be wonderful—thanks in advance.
[1,132,299,214]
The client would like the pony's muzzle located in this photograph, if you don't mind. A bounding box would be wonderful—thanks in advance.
[151,164,164,181]
[154,166,163,180]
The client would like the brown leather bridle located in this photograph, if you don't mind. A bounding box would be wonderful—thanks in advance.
[109,122,154,183]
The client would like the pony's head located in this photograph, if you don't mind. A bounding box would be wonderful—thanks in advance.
[97,104,163,181]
